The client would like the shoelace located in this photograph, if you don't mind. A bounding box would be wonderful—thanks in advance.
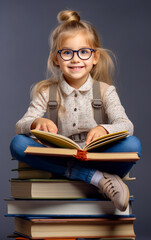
[102,177,119,199]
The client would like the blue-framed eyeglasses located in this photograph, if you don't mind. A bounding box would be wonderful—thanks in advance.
[58,48,95,61]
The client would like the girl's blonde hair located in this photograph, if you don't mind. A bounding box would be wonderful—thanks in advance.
[32,10,115,97]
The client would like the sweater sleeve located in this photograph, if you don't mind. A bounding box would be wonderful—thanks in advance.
[101,86,134,135]
[15,91,48,135]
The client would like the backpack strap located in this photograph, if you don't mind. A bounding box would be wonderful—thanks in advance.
[47,82,58,125]
[92,81,103,124]
[47,81,103,126]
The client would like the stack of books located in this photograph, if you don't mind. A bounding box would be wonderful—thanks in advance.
[6,131,139,240]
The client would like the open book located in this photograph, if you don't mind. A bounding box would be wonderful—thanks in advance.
[24,130,139,162]
[31,130,128,151]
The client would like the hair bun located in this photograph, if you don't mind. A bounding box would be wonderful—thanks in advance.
[57,10,80,23]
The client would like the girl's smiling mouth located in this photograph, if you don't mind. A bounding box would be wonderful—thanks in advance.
[68,66,84,71]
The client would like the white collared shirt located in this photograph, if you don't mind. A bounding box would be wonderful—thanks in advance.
[57,75,97,137]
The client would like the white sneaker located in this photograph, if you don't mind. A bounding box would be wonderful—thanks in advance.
[98,172,129,211]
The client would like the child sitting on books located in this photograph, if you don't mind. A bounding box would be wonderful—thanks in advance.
[10,10,142,211]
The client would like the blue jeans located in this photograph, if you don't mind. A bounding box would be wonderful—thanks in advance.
[10,135,142,183]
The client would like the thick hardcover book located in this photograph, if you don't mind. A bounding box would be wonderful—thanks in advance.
[11,162,53,180]
[12,168,53,180]
[10,179,100,199]
[8,233,136,240]
[25,130,139,169]
[6,198,133,217]
[24,130,139,162]
[10,178,135,199]
[25,147,139,162]
[14,217,136,238]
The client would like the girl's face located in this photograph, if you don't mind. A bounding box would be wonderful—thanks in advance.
[55,32,99,88]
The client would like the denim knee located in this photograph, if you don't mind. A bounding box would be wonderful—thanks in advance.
[98,135,142,157]
[10,134,42,159]
[126,136,142,157]
[10,135,26,158]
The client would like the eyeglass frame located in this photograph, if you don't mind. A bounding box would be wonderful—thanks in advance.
[57,48,95,61]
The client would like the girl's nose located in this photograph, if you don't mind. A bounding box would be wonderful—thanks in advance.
[71,52,80,62]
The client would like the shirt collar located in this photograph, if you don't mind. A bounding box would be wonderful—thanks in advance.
[59,74,93,96]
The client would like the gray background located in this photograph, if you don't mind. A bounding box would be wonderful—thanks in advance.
[0,0,151,239]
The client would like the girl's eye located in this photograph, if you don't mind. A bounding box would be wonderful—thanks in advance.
[80,49,89,55]
[62,50,72,55]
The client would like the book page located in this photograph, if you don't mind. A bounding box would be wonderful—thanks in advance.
[84,131,128,150]
[31,130,81,149]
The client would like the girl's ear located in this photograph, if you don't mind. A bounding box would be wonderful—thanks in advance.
[93,50,100,65]
[53,55,60,66]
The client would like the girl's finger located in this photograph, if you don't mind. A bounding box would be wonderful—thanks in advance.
[47,125,55,133]
[85,131,94,145]
[41,125,49,132]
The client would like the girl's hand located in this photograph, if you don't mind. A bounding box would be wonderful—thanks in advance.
[31,118,58,134]
[86,126,108,145]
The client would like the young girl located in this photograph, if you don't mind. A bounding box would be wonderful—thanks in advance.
[10,10,141,212]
